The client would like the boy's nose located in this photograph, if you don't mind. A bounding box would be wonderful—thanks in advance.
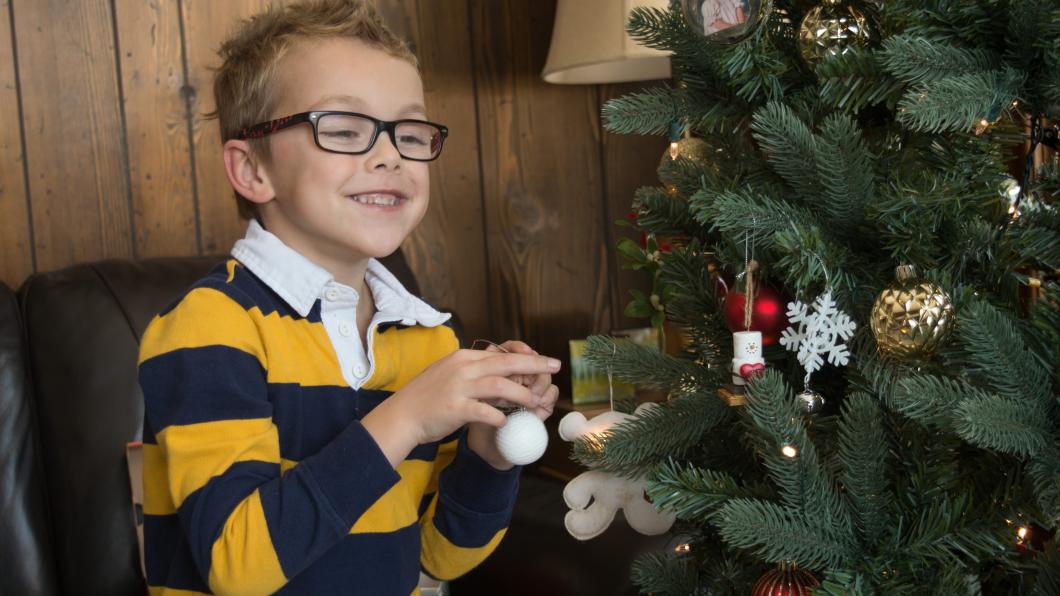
[366,131,403,170]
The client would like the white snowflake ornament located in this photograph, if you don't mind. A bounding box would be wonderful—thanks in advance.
[779,289,856,384]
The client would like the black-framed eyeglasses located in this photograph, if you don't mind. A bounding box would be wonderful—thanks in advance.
[238,111,449,162]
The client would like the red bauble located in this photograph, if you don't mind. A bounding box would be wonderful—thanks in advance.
[724,284,788,345]
[752,563,819,596]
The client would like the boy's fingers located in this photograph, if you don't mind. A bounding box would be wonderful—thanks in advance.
[500,340,533,355]
[469,402,507,428]
[472,376,537,410]
[532,385,560,421]
[529,371,551,396]
[473,352,561,377]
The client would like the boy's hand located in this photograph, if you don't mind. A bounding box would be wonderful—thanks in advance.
[361,347,560,468]
[467,340,560,470]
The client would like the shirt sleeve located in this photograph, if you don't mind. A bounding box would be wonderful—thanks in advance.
[139,286,400,594]
[418,428,521,580]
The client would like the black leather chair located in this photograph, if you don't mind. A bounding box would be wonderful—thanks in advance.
[0,254,660,595]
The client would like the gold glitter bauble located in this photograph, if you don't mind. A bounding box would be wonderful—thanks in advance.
[661,137,716,167]
[797,0,874,65]
[870,265,955,360]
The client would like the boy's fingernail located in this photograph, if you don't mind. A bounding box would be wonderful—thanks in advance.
[547,358,561,371]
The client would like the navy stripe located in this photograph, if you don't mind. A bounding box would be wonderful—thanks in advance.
[177,460,281,577]
[143,417,157,445]
[432,438,519,548]
[265,422,399,577]
[143,513,210,592]
[408,442,438,462]
[269,385,401,462]
[277,523,420,595]
[418,492,435,519]
[141,346,269,431]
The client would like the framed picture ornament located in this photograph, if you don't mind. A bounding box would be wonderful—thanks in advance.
[680,0,771,43]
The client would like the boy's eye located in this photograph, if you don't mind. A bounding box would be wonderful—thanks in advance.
[397,133,430,146]
[320,129,359,139]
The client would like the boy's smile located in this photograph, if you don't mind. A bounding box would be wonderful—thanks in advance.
[241,37,431,285]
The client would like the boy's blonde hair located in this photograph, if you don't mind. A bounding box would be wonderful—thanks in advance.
[213,0,418,220]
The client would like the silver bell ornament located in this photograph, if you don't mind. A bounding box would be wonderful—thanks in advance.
[796,389,825,414]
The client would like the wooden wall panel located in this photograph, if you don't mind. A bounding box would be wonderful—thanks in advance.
[471,0,611,363]
[377,0,491,342]
[181,0,272,255]
[0,0,31,288]
[600,82,664,332]
[115,0,197,258]
[13,0,132,273]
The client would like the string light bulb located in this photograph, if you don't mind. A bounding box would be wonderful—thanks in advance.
[781,444,798,458]
[674,542,691,554]
[669,141,680,160]
[1017,526,1030,540]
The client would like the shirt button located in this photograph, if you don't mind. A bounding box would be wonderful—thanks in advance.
[324,289,339,301]
[353,365,367,378]
[338,323,352,337]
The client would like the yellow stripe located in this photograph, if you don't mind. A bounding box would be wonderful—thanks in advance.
[139,285,348,388]
[252,310,345,386]
[207,489,287,594]
[366,325,459,392]
[351,459,433,534]
[142,443,175,515]
[225,259,237,283]
[139,287,266,367]
[156,418,280,508]
[424,438,458,496]
[419,497,507,580]
[148,586,211,596]
[280,458,298,475]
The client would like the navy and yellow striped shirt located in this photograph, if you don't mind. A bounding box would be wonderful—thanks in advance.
[139,223,519,595]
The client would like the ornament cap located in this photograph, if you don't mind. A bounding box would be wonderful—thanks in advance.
[895,264,917,281]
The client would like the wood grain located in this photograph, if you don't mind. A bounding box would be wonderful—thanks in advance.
[116,0,197,258]
[13,0,132,273]
[180,0,271,255]
[377,0,491,343]
[470,0,610,370]
[0,0,32,288]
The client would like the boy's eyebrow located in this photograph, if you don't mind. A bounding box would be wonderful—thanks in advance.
[311,94,427,118]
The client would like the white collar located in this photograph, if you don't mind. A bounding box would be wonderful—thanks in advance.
[230,219,450,327]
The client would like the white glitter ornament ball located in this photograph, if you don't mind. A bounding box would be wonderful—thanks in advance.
[495,409,548,465]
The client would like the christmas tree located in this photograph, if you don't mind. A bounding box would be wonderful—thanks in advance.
[579,0,1060,593]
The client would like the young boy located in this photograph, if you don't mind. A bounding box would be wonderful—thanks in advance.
[138,1,560,593]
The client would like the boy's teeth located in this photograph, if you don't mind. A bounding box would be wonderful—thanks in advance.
[351,194,399,206]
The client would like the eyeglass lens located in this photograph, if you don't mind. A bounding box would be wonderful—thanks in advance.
[316,114,443,159]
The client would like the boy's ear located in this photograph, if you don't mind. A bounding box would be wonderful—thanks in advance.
[223,139,275,205]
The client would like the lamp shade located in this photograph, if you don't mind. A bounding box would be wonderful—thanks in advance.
[542,0,672,84]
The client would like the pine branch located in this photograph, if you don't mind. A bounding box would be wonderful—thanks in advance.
[1007,206,1060,271]
[838,393,893,547]
[632,186,704,237]
[749,101,821,199]
[897,494,1009,567]
[813,114,875,232]
[572,391,735,477]
[879,35,999,85]
[946,298,1051,404]
[889,374,978,429]
[1031,535,1060,596]
[816,47,906,113]
[603,87,681,135]
[630,551,700,596]
[646,460,769,524]
[715,498,852,570]
[1028,452,1060,526]
[952,395,1053,457]
[583,334,718,390]
[744,371,853,535]
[896,68,1025,134]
